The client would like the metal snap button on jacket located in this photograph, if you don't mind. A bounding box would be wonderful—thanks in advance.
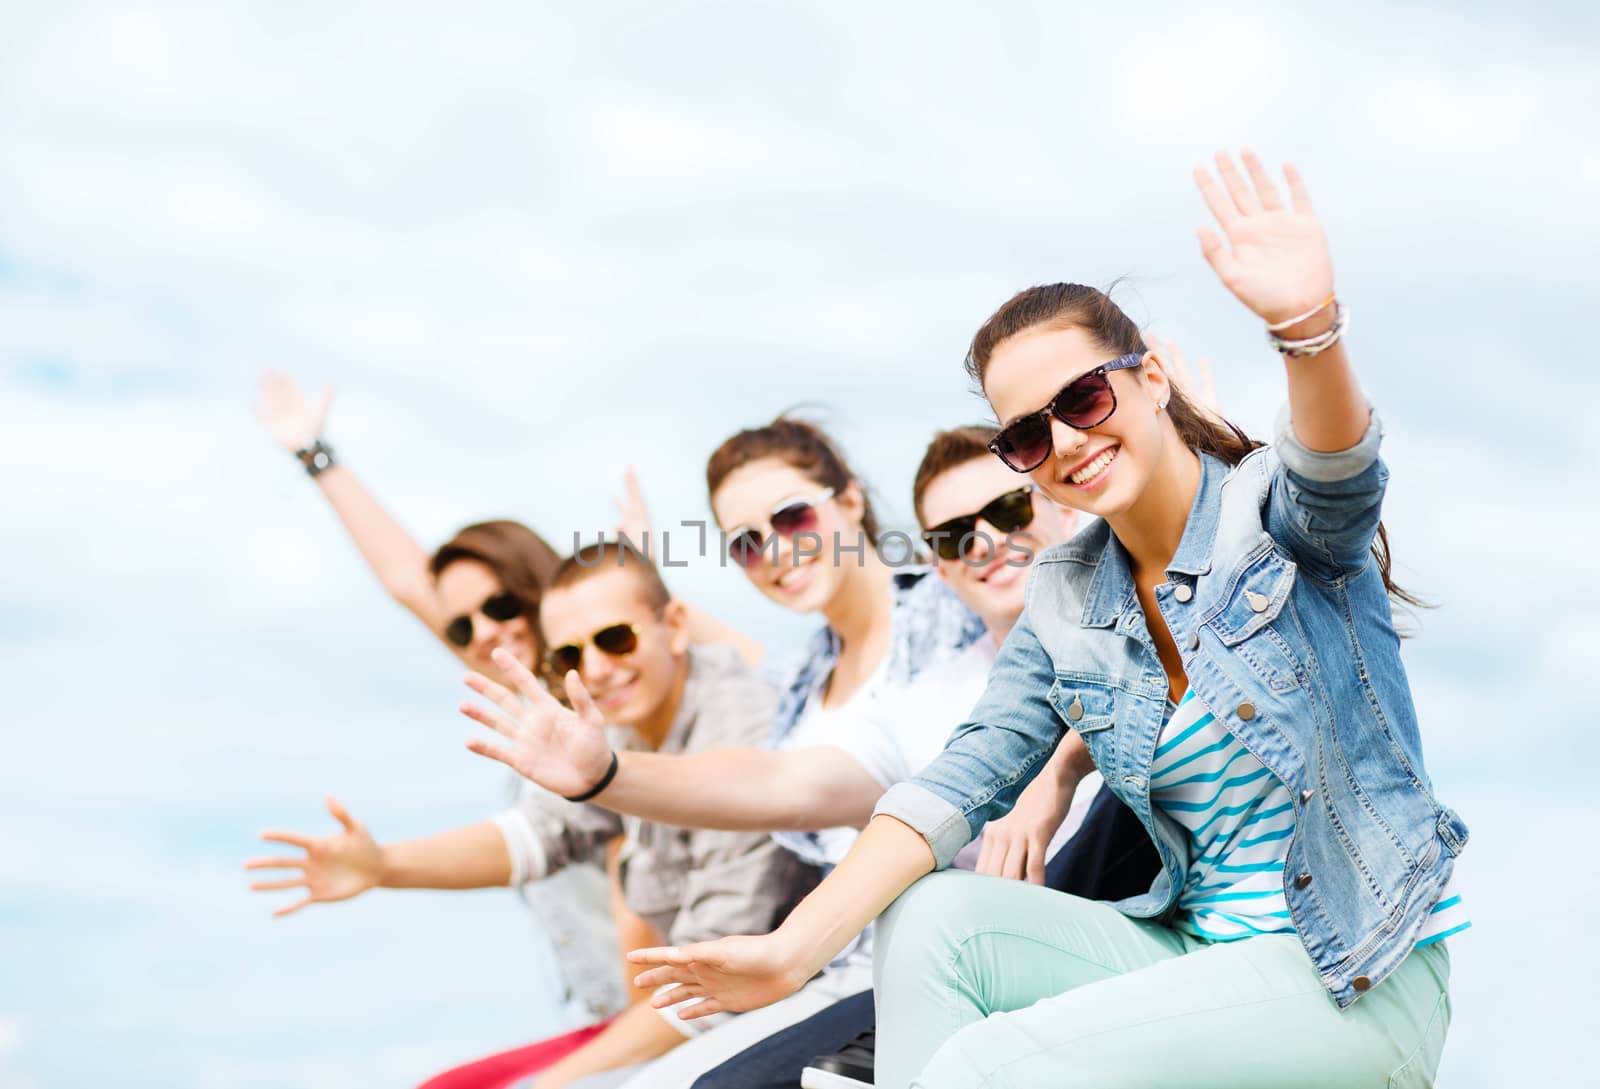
[1173,584,1194,603]
[1352,976,1371,992]
[1245,589,1271,613]
[1237,702,1256,721]
[1295,872,1313,889]
[1186,631,1200,651]
[1301,789,1315,803]
[1067,696,1084,721]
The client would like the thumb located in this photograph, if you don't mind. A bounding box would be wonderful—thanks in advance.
[316,384,334,423]
[326,795,359,833]
[565,670,605,727]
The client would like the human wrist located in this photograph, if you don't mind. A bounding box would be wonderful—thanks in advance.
[294,437,337,478]
[1271,308,1338,342]
[564,749,620,803]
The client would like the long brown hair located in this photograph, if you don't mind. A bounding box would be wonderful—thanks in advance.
[428,519,564,625]
[705,415,883,545]
[965,283,1424,610]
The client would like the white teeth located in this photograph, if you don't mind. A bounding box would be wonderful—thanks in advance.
[1070,447,1117,484]
[778,566,808,587]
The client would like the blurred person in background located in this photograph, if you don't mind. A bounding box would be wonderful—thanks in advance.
[251,375,757,1087]
[461,419,1161,1089]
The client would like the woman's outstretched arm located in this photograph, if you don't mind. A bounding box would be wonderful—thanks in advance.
[628,814,935,1019]
[258,371,446,635]
[1193,150,1366,451]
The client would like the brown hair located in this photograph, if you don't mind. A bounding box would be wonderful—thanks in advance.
[428,519,563,622]
[705,415,883,545]
[965,283,1423,609]
[546,540,672,617]
[911,425,998,527]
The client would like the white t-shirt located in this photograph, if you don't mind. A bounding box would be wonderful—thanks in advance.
[785,634,1103,868]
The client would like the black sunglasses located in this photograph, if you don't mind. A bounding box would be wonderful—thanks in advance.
[988,352,1144,473]
[546,622,641,676]
[444,591,524,648]
[921,486,1038,561]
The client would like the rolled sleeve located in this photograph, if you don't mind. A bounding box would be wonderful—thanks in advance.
[1270,404,1390,578]
[496,782,622,888]
[1273,402,1383,483]
[491,808,548,885]
[873,781,974,869]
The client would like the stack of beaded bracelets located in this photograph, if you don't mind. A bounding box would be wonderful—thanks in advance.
[1266,296,1348,358]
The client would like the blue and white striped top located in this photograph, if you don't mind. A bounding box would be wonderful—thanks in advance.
[1151,689,1470,947]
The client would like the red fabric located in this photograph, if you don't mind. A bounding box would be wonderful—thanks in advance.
[415,1021,612,1089]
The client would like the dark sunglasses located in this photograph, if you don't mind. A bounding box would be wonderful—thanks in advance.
[444,591,525,648]
[921,486,1038,561]
[725,488,835,569]
[546,622,640,676]
[988,352,1144,473]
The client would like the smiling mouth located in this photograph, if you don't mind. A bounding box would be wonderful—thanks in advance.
[1065,445,1119,487]
[774,559,814,591]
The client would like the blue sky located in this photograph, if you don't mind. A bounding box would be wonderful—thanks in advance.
[1,3,1595,1086]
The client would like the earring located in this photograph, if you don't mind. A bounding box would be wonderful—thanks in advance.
[1157,399,1169,411]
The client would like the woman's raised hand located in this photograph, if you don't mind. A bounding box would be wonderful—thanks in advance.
[244,796,382,917]
[1193,150,1335,327]
[615,467,654,553]
[460,649,616,800]
[257,370,333,452]
[628,932,814,1021]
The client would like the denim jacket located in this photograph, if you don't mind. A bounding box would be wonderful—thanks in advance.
[877,408,1469,1008]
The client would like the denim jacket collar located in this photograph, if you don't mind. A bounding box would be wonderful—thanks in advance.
[1075,452,1227,630]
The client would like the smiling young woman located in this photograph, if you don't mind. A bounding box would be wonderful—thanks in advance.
[626,151,1468,1089]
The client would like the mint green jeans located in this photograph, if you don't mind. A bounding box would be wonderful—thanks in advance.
[874,871,1452,1089]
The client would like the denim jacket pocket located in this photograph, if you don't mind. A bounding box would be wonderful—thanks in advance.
[1049,675,1118,779]
[1202,541,1304,694]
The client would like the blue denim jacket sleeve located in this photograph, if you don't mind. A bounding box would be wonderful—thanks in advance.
[1269,403,1388,581]
[872,605,1064,869]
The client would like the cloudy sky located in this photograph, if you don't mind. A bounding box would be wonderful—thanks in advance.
[2,3,1594,1086]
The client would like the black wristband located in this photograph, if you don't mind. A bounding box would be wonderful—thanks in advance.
[563,750,619,803]
[296,438,337,478]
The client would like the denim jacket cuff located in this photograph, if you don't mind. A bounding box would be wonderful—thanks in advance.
[1273,402,1384,483]
[874,781,973,870]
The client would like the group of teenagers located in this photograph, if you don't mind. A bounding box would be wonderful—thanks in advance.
[247,153,1468,1089]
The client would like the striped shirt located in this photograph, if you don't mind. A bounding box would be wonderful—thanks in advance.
[1151,689,1470,948]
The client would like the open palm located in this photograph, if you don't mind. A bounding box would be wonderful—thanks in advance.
[244,796,381,917]
[1194,150,1334,326]
[257,370,332,452]
[460,649,616,800]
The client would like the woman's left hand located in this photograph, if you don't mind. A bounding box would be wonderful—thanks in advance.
[1193,150,1335,327]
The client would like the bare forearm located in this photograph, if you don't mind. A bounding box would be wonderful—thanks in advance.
[535,1001,686,1089]
[770,815,935,978]
[601,747,880,833]
[1277,321,1367,453]
[313,466,440,625]
[378,821,512,890]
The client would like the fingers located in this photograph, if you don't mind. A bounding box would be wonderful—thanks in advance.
[243,856,306,872]
[676,998,726,1021]
[1026,839,1047,886]
[1193,164,1240,231]
[325,795,357,832]
[1001,841,1024,882]
[1213,151,1261,215]
[459,698,519,740]
[489,648,551,704]
[464,736,518,770]
[975,831,998,876]
[249,877,308,892]
[462,670,527,721]
[272,896,313,918]
[1283,162,1314,214]
[1195,227,1234,282]
[564,671,604,726]
[258,830,313,850]
[1240,149,1283,211]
